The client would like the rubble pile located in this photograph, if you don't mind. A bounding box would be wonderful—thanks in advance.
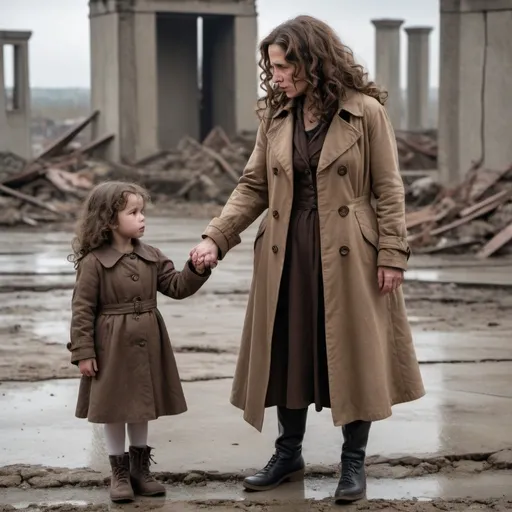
[395,129,437,171]
[406,165,512,258]
[0,112,254,226]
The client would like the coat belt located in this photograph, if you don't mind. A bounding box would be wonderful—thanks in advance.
[100,298,157,316]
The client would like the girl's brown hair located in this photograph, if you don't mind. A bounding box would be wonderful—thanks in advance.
[69,181,149,267]
[257,15,387,121]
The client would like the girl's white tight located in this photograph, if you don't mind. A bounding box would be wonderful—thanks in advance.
[104,422,148,456]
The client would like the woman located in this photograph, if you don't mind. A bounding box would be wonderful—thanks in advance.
[190,15,425,503]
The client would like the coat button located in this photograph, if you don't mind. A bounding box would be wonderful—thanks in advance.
[129,253,136,259]
[309,184,314,191]
[272,210,279,219]
[138,340,146,347]
[272,245,278,253]
[273,167,279,175]
[339,246,350,256]
[131,274,139,281]
[338,165,348,176]
[338,206,349,217]
[305,169,311,175]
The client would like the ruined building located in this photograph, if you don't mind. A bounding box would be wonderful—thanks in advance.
[89,0,259,163]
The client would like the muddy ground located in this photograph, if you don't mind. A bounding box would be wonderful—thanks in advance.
[1,280,511,383]
[1,215,512,510]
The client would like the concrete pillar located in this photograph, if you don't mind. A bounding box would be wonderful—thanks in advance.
[156,14,199,149]
[405,27,433,131]
[438,0,512,186]
[89,3,158,162]
[371,19,404,129]
[0,31,32,159]
[234,15,259,133]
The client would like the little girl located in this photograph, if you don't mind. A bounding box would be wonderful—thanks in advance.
[67,181,210,503]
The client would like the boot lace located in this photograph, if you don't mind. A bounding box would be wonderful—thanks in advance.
[262,453,279,473]
[113,464,129,485]
[340,460,359,486]
[142,448,157,480]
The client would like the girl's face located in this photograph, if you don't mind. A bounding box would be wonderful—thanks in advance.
[268,44,308,98]
[115,193,145,239]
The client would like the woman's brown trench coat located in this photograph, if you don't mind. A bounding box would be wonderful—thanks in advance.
[67,241,210,424]
[203,89,425,432]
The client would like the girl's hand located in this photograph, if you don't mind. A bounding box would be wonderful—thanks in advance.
[193,258,207,275]
[378,266,404,295]
[79,358,98,377]
[190,238,219,269]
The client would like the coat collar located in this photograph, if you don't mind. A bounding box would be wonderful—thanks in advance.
[92,239,158,268]
[271,88,364,120]
[267,89,363,177]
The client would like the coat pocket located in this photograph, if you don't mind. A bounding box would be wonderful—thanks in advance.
[253,212,268,250]
[355,210,379,251]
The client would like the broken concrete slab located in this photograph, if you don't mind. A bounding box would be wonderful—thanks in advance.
[1,471,512,506]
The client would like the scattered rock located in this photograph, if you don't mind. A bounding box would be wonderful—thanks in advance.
[183,471,205,484]
[488,449,512,469]
[27,475,64,488]
[409,462,439,477]
[453,460,489,473]
[0,475,22,487]
[367,463,413,479]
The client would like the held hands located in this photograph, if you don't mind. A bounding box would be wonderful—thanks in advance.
[190,237,219,270]
[378,266,404,295]
[79,358,98,377]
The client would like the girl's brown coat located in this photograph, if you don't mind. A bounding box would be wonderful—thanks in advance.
[203,90,425,432]
[68,241,210,423]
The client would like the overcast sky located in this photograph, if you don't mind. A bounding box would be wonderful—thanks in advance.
[1,0,439,88]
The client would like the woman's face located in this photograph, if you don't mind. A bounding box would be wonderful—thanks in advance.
[268,44,308,98]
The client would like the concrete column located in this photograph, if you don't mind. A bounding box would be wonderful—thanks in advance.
[438,0,512,186]
[0,41,8,151]
[405,27,432,131]
[371,19,404,129]
[234,15,259,133]
[89,3,158,162]
[0,31,32,158]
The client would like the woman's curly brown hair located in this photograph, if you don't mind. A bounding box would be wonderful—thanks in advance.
[257,15,387,121]
[68,181,150,268]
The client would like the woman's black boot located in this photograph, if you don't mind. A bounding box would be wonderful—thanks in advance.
[334,420,371,503]
[243,406,308,491]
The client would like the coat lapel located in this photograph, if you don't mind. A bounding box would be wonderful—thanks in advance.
[317,89,364,174]
[266,101,294,181]
[316,114,361,174]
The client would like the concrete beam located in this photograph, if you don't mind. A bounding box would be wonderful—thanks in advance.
[405,26,433,131]
[0,31,32,43]
[89,0,256,17]
[371,19,404,129]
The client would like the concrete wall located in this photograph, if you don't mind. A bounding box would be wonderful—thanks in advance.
[439,0,512,185]
[0,32,32,159]
[157,14,199,149]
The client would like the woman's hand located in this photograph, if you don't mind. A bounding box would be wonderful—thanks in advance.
[79,358,98,377]
[190,237,219,269]
[378,266,404,295]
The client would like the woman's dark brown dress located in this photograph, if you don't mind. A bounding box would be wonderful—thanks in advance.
[265,102,333,412]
